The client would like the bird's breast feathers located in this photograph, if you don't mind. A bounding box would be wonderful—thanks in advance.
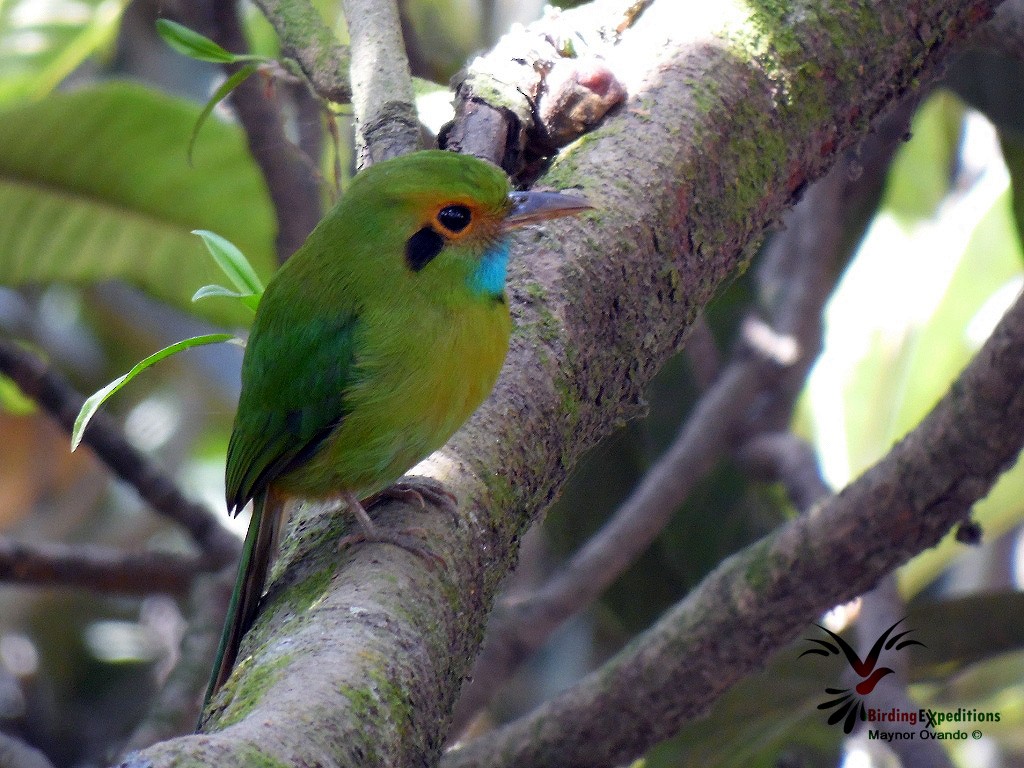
[274,298,511,499]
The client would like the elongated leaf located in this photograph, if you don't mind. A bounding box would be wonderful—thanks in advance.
[155,19,250,64]
[192,230,264,296]
[0,83,277,326]
[71,333,234,450]
[192,284,260,312]
[189,64,259,163]
[0,0,130,103]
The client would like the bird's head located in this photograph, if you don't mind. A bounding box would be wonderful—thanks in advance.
[337,150,590,305]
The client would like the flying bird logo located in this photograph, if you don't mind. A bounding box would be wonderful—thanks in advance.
[800,618,926,734]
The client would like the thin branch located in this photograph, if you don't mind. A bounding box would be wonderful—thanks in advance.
[211,0,322,262]
[0,340,238,564]
[342,0,421,165]
[250,0,352,104]
[737,432,831,513]
[0,535,215,596]
[445,283,1024,768]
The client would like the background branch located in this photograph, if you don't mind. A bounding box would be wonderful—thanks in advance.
[210,0,323,261]
[0,536,212,596]
[250,0,353,104]
[342,0,421,164]
[0,339,238,564]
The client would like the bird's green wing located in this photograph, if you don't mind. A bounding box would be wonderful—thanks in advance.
[225,310,359,513]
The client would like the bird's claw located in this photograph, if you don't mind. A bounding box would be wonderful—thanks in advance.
[366,478,458,516]
[337,526,445,569]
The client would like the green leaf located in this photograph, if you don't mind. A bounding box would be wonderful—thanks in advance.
[0,0,130,104]
[192,284,260,313]
[192,230,265,297]
[998,131,1024,263]
[882,91,964,225]
[0,83,277,327]
[0,374,35,415]
[155,19,259,64]
[188,63,259,163]
[71,333,234,451]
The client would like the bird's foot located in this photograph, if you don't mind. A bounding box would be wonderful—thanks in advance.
[338,492,446,569]
[364,477,458,518]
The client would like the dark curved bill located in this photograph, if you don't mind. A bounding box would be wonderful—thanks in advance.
[505,190,592,228]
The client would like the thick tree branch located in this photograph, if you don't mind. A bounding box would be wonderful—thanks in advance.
[343,0,421,164]
[119,1,1006,765]
[0,340,238,564]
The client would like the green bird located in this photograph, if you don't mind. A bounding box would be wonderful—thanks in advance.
[204,150,589,709]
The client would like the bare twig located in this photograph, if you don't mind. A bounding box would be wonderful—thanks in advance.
[737,432,831,513]
[445,284,1024,768]
[342,0,421,165]
[0,340,238,564]
[250,0,352,104]
[0,535,215,596]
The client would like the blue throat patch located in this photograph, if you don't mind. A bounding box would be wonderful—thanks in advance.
[469,240,510,298]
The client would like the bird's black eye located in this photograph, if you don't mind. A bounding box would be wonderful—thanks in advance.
[436,205,471,233]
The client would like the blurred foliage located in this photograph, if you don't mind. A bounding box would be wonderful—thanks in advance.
[0,2,1023,768]
[881,92,963,226]
[0,0,129,103]
[0,84,276,328]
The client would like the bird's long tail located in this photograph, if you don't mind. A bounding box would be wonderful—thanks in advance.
[202,489,282,715]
